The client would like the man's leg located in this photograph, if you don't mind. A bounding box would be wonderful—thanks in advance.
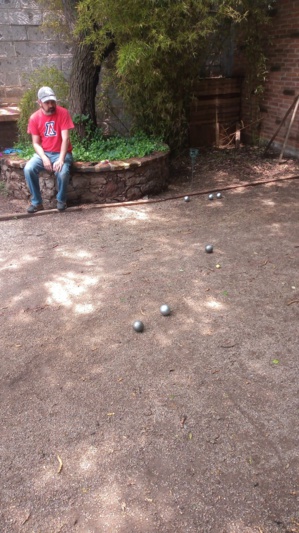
[52,153,73,209]
[24,155,44,206]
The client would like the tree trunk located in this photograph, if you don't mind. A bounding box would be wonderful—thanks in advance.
[68,40,115,139]
[68,41,101,138]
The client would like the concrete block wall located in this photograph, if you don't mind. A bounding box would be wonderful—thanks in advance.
[259,0,299,155]
[0,0,72,104]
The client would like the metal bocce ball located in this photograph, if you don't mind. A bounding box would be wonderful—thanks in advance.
[205,244,213,253]
[133,320,144,332]
[184,196,190,202]
[208,194,214,201]
[160,304,171,316]
[216,192,222,199]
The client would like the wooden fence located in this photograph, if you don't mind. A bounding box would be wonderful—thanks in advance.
[189,78,242,147]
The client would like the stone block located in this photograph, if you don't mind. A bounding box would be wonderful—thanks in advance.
[26,25,52,41]
[0,24,27,40]
[15,41,48,57]
[67,183,75,192]
[72,175,90,188]
[20,0,40,8]
[0,56,31,72]
[6,87,23,98]
[80,191,97,203]
[10,170,21,182]
[5,72,21,86]
[126,187,141,200]
[90,176,107,186]
[47,41,72,55]
[1,10,42,25]
[44,178,55,189]
[0,42,16,58]
[43,189,56,200]
[104,181,118,196]
[126,174,147,186]
[47,56,62,70]
[30,56,48,70]
[66,190,80,201]
[0,0,22,7]
[14,189,28,199]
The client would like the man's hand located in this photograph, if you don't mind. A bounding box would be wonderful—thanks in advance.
[53,159,64,172]
[42,156,53,172]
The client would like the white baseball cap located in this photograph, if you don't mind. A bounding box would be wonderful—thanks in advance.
[37,86,57,103]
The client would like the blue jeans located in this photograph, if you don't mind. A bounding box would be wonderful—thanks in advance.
[24,152,73,206]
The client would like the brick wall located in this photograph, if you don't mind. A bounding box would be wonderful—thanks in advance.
[0,0,72,104]
[259,0,299,155]
[233,0,299,156]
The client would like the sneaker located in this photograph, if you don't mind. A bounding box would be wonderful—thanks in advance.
[27,204,44,213]
[57,201,67,211]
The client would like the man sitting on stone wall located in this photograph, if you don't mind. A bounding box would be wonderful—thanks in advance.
[24,86,74,213]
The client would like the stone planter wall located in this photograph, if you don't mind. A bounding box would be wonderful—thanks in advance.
[0,150,169,207]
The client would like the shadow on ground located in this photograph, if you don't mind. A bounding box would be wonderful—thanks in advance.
[0,156,298,532]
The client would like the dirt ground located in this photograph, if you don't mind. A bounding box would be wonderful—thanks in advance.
[0,147,298,533]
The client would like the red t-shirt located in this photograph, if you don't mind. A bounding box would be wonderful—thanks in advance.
[27,106,74,153]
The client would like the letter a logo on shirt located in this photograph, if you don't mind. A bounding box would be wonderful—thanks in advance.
[45,121,57,137]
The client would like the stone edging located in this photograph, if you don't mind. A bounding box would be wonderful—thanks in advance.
[0,149,170,207]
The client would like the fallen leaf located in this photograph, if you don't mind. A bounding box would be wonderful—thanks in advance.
[259,259,268,267]
[21,512,31,525]
[57,454,63,474]
[180,415,187,428]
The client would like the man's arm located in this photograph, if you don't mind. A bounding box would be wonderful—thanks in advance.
[53,130,71,173]
[32,134,53,171]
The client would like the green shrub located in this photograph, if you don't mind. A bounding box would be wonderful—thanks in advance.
[71,127,167,161]
[15,125,168,162]
[17,66,69,144]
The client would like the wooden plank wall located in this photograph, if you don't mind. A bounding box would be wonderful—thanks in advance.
[189,78,242,147]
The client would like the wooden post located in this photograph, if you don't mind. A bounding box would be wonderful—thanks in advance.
[235,122,241,149]
[215,100,219,148]
[278,96,299,162]
[264,95,299,155]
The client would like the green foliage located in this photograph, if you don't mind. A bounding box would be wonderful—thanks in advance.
[13,142,35,160]
[15,125,167,162]
[17,66,69,144]
[73,0,275,149]
[71,130,167,162]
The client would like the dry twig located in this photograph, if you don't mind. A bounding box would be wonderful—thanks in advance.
[287,299,299,306]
